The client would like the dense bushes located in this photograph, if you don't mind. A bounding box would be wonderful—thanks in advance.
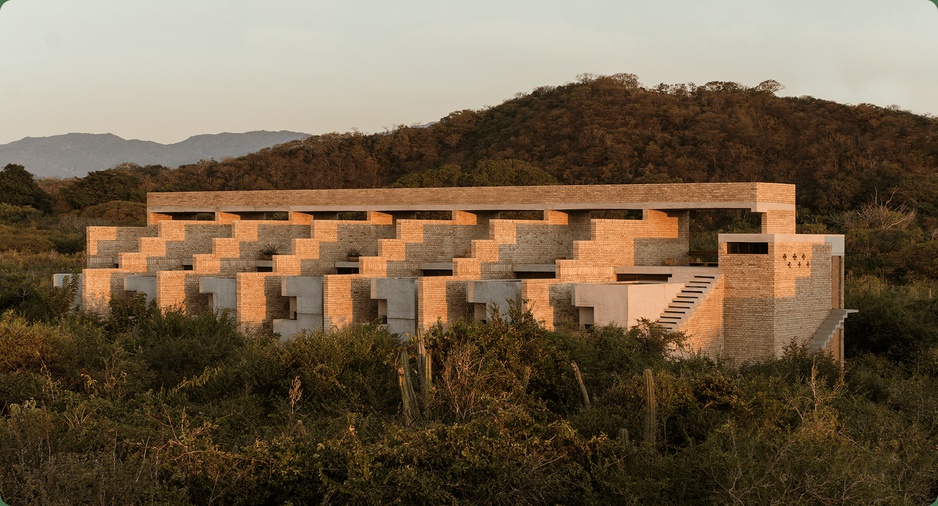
[0,296,936,504]
[846,276,938,366]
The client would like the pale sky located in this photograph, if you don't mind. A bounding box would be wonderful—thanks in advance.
[0,0,936,145]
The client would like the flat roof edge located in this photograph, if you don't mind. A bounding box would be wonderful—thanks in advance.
[148,202,795,214]
[147,183,796,212]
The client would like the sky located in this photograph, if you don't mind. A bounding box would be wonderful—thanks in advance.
[0,0,936,145]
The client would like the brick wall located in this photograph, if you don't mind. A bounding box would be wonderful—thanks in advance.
[117,221,232,273]
[680,277,725,356]
[208,222,309,275]
[559,210,688,282]
[81,268,123,314]
[761,210,796,234]
[87,225,157,267]
[363,212,488,277]
[275,213,396,276]
[770,241,832,356]
[78,183,843,365]
[322,275,377,329]
[236,273,289,330]
[155,271,208,313]
[721,248,777,362]
[416,277,471,328]
[721,237,833,362]
[520,280,576,329]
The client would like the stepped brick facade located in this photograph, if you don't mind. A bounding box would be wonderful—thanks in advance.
[77,183,851,363]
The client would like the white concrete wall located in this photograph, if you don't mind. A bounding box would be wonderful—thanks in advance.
[467,279,523,321]
[125,275,157,304]
[371,277,418,337]
[199,277,237,316]
[273,276,324,338]
[572,282,683,328]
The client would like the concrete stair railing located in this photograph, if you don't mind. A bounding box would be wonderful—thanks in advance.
[808,308,857,350]
[657,274,720,331]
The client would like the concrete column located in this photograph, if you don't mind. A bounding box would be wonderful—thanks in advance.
[371,277,418,337]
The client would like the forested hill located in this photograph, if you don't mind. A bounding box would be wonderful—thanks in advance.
[62,74,938,218]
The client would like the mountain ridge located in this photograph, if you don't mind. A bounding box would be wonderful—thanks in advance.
[0,130,309,178]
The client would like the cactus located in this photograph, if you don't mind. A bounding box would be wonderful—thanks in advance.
[399,330,434,425]
[416,329,432,399]
[398,349,419,425]
[643,368,657,446]
[571,361,591,409]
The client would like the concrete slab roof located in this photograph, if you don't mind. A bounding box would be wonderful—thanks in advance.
[147,182,795,215]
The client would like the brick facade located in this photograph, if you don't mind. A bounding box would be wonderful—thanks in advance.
[79,183,847,363]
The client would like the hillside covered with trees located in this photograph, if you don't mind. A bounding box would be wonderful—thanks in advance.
[0,73,936,503]
[46,73,938,217]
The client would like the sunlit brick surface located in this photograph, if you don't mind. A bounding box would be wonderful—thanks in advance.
[81,183,845,363]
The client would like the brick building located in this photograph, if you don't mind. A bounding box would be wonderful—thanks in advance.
[75,183,851,363]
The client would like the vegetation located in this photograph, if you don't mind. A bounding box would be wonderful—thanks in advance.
[0,73,936,503]
[0,298,933,504]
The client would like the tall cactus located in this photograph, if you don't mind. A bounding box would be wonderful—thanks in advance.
[398,349,419,425]
[399,331,433,426]
[643,368,657,447]
[416,329,432,399]
[571,361,591,409]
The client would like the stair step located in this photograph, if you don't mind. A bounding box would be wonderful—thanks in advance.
[658,273,721,332]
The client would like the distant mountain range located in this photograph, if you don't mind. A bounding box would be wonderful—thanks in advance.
[0,131,309,179]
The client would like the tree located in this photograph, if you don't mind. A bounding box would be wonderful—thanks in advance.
[59,168,146,210]
[0,164,53,214]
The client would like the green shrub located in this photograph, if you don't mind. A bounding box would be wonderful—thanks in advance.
[0,203,42,225]
[285,324,400,415]
[846,276,938,365]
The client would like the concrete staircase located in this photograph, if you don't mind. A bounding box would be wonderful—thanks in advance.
[808,308,856,349]
[658,274,720,331]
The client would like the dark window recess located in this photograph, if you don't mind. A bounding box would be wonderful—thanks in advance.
[421,269,453,277]
[515,271,556,279]
[337,266,360,275]
[256,265,273,273]
[617,273,671,282]
[726,242,768,254]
